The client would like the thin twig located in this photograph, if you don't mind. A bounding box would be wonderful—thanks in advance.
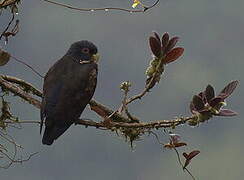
[125,54,165,105]
[0,128,38,169]
[4,120,40,124]
[162,130,196,180]
[0,150,38,169]
[0,13,15,40]
[149,130,164,146]
[184,167,196,180]
[125,108,139,122]
[173,147,196,179]
[0,131,22,148]
[10,56,44,78]
[43,0,160,13]
[173,147,184,167]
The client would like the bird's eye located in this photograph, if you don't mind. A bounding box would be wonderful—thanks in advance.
[81,48,90,54]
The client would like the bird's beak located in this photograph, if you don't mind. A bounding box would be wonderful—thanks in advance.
[91,53,100,63]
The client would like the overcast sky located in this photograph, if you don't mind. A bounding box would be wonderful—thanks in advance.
[0,0,244,179]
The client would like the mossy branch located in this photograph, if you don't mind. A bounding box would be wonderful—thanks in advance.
[0,75,196,129]
[0,0,19,8]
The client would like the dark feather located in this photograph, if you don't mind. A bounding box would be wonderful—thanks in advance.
[41,41,98,145]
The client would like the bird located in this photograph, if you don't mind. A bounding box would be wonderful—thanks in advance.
[40,40,99,145]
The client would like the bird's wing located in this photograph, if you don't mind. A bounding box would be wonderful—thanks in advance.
[40,56,98,135]
[40,58,66,134]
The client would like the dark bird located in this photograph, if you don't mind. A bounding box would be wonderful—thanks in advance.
[40,40,99,145]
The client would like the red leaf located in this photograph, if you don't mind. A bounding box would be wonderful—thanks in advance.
[153,31,161,45]
[161,32,169,49]
[217,109,238,116]
[187,150,200,159]
[183,152,188,158]
[183,159,191,169]
[198,91,207,104]
[164,142,187,149]
[219,80,239,99]
[190,102,196,114]
[170,133,181,144]
[174,142,187,148]
[164,36,179,54]
[192,95,205,111]
[205,85,215,103]
[164,47,184,64]
[164,143,174,149]
[183,150,200,169]
[209,97,223,107]
[149,36,162,57]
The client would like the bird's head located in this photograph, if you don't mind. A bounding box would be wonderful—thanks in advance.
[66,40,99,64]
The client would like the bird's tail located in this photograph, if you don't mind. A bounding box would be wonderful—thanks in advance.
[42,123,72,145]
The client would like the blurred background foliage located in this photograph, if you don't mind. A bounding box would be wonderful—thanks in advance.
[0,0,243,179]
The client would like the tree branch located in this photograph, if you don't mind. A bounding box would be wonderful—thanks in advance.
[126,54,165,105]
[0,12,15,40]
[0,0,18,8]
[0,75,195,129]
[43,0,160,13]
[0,76,41,108]
[1,75,42,97]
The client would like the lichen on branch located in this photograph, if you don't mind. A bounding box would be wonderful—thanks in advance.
[0,74,195,129]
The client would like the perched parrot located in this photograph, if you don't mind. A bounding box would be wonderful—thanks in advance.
[40,40,99,145]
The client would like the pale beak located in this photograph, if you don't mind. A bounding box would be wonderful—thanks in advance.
[91,53,100,63]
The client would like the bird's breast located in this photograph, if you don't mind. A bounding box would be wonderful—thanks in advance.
[85,68,97,93]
